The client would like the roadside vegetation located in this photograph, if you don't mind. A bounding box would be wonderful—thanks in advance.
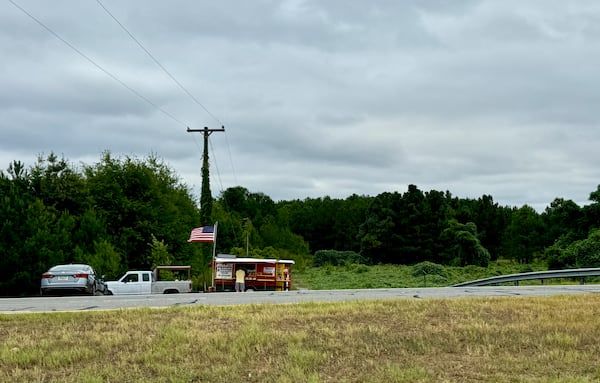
[2,152,600,296]
[1,295,599,382]
[294,259,552,289]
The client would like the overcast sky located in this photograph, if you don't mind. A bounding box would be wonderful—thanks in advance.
[2,1,600,211]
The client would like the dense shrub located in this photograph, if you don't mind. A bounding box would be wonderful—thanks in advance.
[345,263,369,274]
[412,261,446,277]
[546,229,600,269]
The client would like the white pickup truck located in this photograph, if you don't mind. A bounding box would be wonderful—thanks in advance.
[105,266,193,295]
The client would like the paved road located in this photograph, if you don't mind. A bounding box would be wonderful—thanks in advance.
[1,285,599,314]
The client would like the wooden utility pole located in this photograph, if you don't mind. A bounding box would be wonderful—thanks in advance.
[187,126,224,291]
[187,126,225,225]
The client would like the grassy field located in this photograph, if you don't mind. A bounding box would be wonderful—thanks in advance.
[1,294,599,382]
[293,260,550,289]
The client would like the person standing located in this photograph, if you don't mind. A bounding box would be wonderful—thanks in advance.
[283,267,290,291]
[235,267,246,292]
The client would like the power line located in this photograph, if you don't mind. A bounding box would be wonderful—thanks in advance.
[12,0,241,210]
[95,0,239,190]
[95,0,223,127]
[8,0,189,128]
[97,0,247,246]
[10,0,242,230]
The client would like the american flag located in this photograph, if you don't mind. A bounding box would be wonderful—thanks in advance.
[187,226,215,242]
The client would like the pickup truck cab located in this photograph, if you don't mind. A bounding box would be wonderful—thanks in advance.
[105,266,192,295]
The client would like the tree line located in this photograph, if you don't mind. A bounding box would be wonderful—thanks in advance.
[1,153,599,295]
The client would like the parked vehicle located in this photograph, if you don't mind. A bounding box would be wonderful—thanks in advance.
[41,264,107,296]
[105,266,192,295]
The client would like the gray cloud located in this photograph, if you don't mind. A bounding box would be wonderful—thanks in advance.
[1,0,600,212]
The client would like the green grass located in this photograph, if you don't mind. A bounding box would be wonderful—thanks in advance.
[293,260,550,289]
[1,295,599,382]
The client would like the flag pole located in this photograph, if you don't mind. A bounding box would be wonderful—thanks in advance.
[211,221,218,290]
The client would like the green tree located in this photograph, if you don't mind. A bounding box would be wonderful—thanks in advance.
[451,194,510,260]
[21,200,76,294]
[258,214,309,257]
[220,186,276,222]
[0,161,36,295]
[501,205,545,263]
[547,229,600,269]
[84,152,198,269]
[71,208,109,259]
[331,194,370,252]
[30,153,89,215]
[75,239,122,279]
[282,197,336,253]
[440,220,490,267]
[358,185,452,265]
[542,198,585,245]
[582,185,600,232]
[358,192,399,263]
[148,234,172,269]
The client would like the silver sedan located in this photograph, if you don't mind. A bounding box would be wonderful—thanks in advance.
[40,264,105,296]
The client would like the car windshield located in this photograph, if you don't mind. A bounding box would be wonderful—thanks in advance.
[49,265,91,273]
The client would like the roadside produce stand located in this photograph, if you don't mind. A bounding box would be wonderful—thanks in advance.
[212,255,294,292]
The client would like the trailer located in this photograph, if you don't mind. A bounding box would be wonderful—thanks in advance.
[212,255,294,292]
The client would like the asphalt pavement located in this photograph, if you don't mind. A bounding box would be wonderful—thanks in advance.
[1,285,599,314]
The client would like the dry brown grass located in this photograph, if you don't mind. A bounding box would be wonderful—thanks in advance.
[1,295,599,382]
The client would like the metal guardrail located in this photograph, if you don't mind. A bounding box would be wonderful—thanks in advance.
[452,268,600,287]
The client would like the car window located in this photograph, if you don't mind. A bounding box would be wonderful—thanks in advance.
[50,265,88,273]
[125,274,139,283]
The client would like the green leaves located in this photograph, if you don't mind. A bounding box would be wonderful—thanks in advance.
[546,228,600,269]
[0,153,200,295]
[2,151,600,296]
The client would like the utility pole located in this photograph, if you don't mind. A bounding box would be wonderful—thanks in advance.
[187,126,224,292]
[187,126,225,225]
[243,217,250,257]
